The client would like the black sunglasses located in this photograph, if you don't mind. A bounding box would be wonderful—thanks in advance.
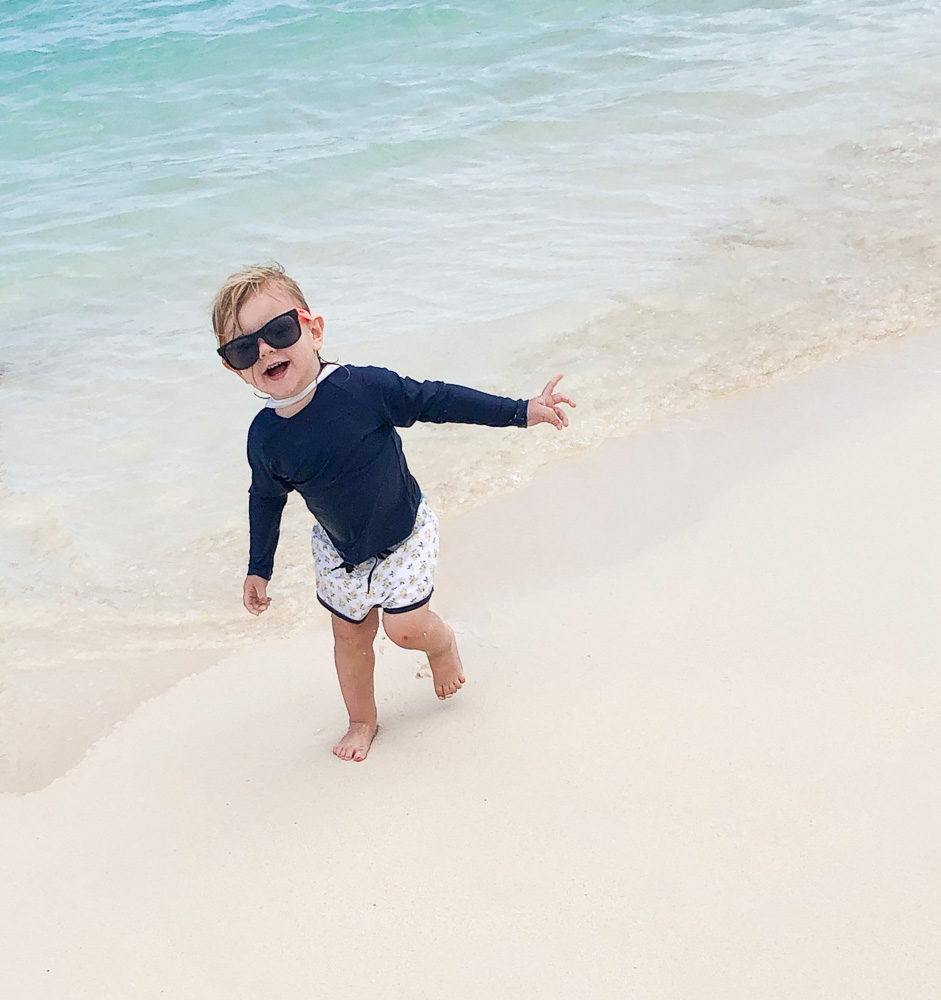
[217,308,309,370]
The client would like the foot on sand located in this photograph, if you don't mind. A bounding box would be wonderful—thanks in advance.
[429,627,466,700]
[333,721,379,762]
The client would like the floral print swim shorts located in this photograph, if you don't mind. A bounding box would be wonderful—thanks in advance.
[311,500,439,623]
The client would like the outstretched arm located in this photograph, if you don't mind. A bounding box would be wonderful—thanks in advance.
[366,365,574,429]
[526,375,576,430]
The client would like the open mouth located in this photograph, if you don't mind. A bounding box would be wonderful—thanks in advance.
[264,360,290,379]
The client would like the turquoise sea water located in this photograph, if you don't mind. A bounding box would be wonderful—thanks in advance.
[2,0,940,672]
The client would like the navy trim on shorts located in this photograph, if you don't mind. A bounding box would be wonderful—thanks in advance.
[317,595,373,625]
[318,590,433,623]
[383,590,434,615]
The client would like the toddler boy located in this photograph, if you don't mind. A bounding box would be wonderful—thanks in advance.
[212,264,574,761]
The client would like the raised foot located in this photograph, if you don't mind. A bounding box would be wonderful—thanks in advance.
[429,627,466,700]
[333,721,379,762]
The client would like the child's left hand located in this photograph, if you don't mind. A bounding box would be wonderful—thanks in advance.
[527,375,576,430]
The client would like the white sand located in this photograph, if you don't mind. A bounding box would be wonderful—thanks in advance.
[2,332,940,998]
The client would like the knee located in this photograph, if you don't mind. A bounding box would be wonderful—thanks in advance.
[382,611,436,650]
[382,615,416,649]
[333,614,378,650]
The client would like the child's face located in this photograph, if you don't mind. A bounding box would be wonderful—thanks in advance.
[228,287,324,399]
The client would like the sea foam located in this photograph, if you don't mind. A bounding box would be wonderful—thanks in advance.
[1,0,939,676]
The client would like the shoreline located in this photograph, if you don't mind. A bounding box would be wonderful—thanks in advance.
[4,327,941,794]
[2,327,940,995]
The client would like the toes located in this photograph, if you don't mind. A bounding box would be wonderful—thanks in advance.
[434,675,465,698]
[334,724,377,761]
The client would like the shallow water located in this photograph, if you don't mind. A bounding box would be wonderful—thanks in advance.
[2,0,940,674]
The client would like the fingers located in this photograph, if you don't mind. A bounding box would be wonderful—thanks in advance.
[244,595,267,616]
[532,403,567,430]
[545,406,567,430]
[243,579,271,616]
[533,374,576,430]
[539,375,576,414]
[530,396,574,429]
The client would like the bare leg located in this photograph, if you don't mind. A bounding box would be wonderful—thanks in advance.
[331,609,380,761]
[382,605,465,700]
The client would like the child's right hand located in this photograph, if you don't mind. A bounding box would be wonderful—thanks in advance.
[243,575,272,615]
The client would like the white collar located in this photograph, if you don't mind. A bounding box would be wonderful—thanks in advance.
[263,363,339,409]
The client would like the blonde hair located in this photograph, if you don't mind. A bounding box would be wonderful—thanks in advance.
[211,263,310,345]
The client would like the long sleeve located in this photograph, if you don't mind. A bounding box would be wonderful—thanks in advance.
[247,492,288,579]
[364,366,529,429]
[246,433,290,580]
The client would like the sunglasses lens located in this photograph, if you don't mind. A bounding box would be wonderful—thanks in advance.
[260,312,302,349]
[220,311,303,370]
[223,338,260,370]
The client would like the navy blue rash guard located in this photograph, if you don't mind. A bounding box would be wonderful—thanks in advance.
[246,364,529,579]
